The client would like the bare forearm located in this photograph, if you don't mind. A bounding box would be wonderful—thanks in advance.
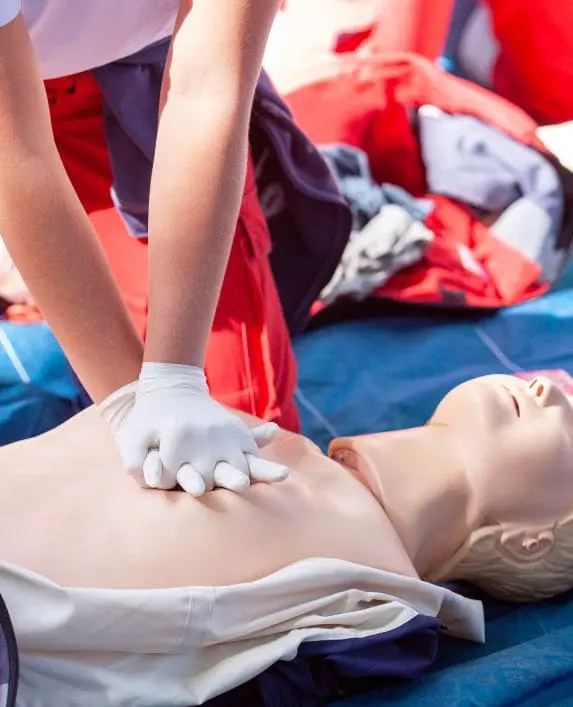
[144,0,280,367]
[144,92,251,365]
[0,13,142,401]
[0,158,143,401]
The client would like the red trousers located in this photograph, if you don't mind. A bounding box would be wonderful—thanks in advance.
[487,0,573,125]
[45,72,299,431]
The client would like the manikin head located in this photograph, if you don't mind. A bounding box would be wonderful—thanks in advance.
[332,373,573,602]
[420,375,573,601]
[423,374,573,601]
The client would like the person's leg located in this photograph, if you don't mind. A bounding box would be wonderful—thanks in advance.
[205,155,300,431]
[45,73,113,213]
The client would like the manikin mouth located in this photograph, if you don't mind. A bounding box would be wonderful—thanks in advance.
[502,386,521,417]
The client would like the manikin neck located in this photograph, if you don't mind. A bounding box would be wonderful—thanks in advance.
[332,424,480,578]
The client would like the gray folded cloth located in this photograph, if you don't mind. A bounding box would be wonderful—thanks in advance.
[320,204,434,305]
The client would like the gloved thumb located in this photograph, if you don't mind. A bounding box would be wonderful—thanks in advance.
[115,427,153,485]
[246,454,289,483]
[250,422,280,448]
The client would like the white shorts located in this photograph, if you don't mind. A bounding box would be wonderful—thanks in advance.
[1,558,484,706]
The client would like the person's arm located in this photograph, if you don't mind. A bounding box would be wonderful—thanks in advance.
[102,0,287,496]
[0,13,143,401]
[144,0,281,365]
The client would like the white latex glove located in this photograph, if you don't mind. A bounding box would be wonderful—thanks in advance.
[98,363,289,496]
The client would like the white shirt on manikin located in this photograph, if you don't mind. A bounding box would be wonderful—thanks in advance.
[0,0,179,79]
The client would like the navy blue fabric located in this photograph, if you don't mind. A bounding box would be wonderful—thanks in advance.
[293,262,573,706]
[92,39,166,239]
[250,72,351,335]
[208,615,439,707]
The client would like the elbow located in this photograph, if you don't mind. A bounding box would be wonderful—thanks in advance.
[166,49,258,118]
[0,134,61,178]
[163,77,253,139]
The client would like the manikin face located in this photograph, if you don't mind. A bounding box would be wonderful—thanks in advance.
[430,375,573,525]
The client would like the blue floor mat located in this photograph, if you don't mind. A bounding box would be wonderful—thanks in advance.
[294,263,573,706]
[0,321,89,445]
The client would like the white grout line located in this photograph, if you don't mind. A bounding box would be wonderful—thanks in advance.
[295,387,339,438]
[473,324,525,373]
[0,327,31,384]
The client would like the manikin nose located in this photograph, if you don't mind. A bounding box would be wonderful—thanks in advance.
[527,376,568,409]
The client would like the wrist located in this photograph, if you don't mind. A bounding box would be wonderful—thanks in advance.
[143,313,210,371]
[139,362,208,392]
[98,380,139,433]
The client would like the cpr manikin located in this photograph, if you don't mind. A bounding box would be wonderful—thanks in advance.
[1,374,571,705]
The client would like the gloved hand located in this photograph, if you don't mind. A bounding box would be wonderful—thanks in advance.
[98,363,289,496]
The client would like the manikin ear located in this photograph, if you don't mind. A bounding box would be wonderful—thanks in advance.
[431,522,566,603]
[499,525,556,564]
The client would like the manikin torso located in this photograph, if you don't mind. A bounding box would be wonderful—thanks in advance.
[0,408,416,590]
[0,409,489,707]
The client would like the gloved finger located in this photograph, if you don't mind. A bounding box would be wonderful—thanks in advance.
[116,429,153,485]
[246,454,289,483]
[220,449,250,477]
[143,449,177,490]
[157,422,201,480]
[213,461,251,493]
[142,449,163,488]
[176,463,207,497]
[250,422,280,449]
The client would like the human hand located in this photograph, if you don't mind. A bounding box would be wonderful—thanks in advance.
[98,363,289,495]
